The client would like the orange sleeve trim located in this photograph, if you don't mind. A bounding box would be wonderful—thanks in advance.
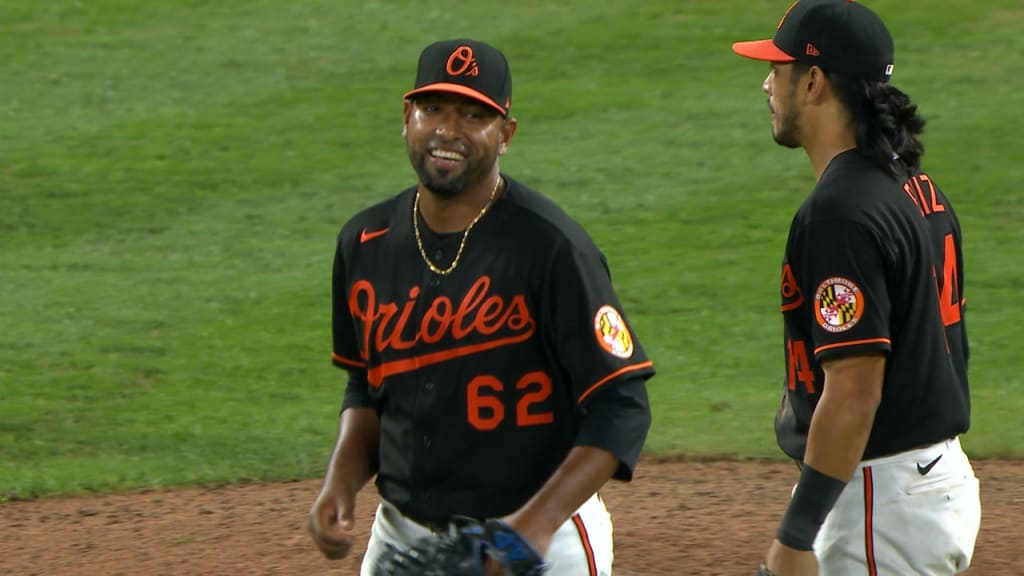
[814,338,890,356]
[572,513,598,576]
[577,361,653,404]
[331,351,366,368]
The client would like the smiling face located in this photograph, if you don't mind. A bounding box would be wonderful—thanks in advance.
[763,62,804,149]
[403,92,515,198]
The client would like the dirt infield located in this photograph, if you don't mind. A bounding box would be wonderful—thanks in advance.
[2,459,1021,575]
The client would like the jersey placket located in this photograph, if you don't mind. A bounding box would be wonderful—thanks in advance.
[407,230,463,509]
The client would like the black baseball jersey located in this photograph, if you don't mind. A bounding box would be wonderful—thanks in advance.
[775,150,969,461]
[331,175,654,524]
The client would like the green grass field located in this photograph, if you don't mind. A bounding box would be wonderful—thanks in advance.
[2,0,1022,501]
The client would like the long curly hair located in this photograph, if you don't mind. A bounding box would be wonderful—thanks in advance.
[795,64,927,179]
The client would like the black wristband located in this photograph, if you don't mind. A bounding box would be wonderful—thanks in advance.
[776,464,847,551]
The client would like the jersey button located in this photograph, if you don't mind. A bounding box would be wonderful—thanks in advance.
[429,276,441,287]
[424,380,434,391]
[433,249,444,261]
[423,435,431,448]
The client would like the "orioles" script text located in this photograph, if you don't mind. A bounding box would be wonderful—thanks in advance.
[348,276,537,385]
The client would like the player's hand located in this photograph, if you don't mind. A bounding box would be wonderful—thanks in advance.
[307,479,357,560]
[763,539,819,576]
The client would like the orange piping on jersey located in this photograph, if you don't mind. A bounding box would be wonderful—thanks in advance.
[813,338,891,356]
[863,466,878,576]
[365,327,536,387]
[571,513,598,576]
[577,361,654,404]
[332,352,367,368]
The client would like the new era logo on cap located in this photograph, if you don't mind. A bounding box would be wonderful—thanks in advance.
[404,39,513,116]
[732,0,895,82]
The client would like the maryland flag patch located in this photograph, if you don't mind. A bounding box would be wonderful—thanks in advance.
[814,277,864,333]
[594,305,634,358]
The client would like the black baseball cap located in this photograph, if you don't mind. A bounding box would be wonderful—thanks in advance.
[732,0,894,82]
[404,39,512,116]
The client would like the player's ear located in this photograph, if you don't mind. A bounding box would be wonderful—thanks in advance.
[804,66,830,104]
[402,100,413,137]
[498,116,518,156]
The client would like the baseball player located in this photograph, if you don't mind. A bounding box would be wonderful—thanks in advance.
[731,1,980,575]
[307,38,654,576]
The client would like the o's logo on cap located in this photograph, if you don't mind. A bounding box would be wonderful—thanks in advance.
[814,277,864,333]
[594,305,634,358]
[446,46,479,77]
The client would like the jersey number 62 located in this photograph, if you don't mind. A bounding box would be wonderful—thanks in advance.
[466,371,555,431]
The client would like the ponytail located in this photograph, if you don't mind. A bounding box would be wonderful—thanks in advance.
[831,75,927,179]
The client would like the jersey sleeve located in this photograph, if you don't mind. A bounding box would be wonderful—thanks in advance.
[797,219,893,361]
[330,230,376,411]
[543,240,655,403]
[574,376,651,480]
[541,239,654,479]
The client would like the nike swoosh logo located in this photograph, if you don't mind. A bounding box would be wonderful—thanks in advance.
[360,227,390,244]
[916,454,943,475]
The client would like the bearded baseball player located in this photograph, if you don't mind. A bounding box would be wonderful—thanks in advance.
[732,2,981,575]
[306,38,654,576]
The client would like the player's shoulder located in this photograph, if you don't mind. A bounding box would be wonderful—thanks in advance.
[336,186,414,246]
[806,150,906,220]
[500,176,598,251]
[818,150,897,197]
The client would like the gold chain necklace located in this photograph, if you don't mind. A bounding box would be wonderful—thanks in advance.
[413,176,500,276]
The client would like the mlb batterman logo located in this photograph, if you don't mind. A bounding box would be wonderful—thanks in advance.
[814,277,864,333]
[594,305,634,358]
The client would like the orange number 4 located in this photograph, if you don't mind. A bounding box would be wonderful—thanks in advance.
[937,233,962,327]
[787,338,816,393]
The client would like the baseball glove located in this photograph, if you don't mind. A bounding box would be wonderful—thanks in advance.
[374,518,546,576]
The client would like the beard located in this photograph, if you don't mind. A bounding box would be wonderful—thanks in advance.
[412,158,469,198]
[771,104,802,149]
[409,143,496,199]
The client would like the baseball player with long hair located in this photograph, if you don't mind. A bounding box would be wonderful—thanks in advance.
[732,1,981,574]
[306,38,654,575]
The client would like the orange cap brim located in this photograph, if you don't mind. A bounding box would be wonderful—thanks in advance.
[403,83,507,116]
[732,39,796,62]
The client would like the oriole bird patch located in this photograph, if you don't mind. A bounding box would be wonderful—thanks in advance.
[594,305,634,358]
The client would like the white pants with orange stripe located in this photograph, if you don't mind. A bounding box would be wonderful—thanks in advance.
[361,493,613,576]
[813,436,981,575]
